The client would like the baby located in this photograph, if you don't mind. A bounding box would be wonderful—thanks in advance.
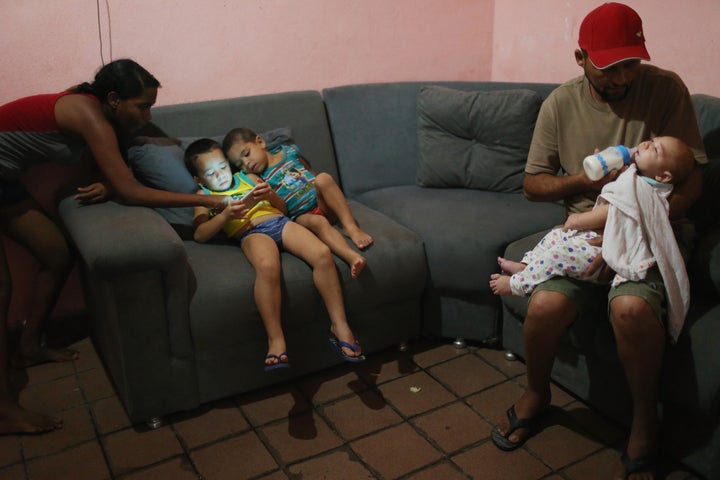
[490,136,694,297]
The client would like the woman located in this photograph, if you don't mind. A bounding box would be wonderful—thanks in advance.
[0,59,228,434]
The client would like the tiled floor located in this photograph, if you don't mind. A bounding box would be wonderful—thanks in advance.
[0,334,705,480]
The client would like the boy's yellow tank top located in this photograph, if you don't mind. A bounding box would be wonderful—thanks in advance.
[200,171,282,238]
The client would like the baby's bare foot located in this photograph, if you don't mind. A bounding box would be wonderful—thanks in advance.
[490,273,513,296]
[12,347,79,368]
[498,257,525,275]
[0,400,63,434]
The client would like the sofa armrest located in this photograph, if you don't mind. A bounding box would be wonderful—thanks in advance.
[58,197,199,422]
[690,225,720,299]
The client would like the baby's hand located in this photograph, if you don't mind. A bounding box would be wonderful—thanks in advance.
[563,213,582,231]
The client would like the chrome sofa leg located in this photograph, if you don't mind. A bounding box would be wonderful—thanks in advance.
[504,350,517,361]
[398,341,409,352]
[452,338,466,349]
[147,417,163,429]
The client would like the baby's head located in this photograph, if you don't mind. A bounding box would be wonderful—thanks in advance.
[184,138,234,192]
[634,136,694,184]
[222,127,270,174]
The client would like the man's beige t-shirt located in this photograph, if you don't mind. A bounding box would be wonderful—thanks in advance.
[526,64,707,213]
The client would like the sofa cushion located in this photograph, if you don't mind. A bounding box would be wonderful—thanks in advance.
[127,142,198,233]
[416,86,542,192]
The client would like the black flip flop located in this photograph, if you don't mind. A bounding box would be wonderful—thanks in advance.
[620,450,657,478]
[491,405,538,451]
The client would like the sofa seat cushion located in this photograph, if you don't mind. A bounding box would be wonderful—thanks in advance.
[185,199,427,350]
[416,86,542,192]
[355,185,565,294]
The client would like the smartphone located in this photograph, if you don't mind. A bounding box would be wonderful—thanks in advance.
[233,189,260,209]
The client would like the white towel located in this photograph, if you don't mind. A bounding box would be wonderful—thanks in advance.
[598,165,690,342]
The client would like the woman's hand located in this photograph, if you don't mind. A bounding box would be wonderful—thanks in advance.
[75,182,110,204]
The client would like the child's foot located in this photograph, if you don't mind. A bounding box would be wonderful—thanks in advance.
[329,324,364,360]
[12,347,79,368]
[490,273,513,296]
[0,399,63,434]
[264,351,290,371]
[498,257,525,275]
[350,255,367,279]
[346,227,374,250]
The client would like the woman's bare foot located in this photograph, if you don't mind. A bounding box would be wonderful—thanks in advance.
[0,399,63,434]
[346,227,374,250]
[498,257,525,274]
[350,255,367,279]
[12,347,79,368]
[330,323,363,358]
[490,273,513,296]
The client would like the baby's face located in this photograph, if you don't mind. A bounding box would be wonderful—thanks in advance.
[634,136,676,181]
[226,138,269,174]
[194,149,233,192]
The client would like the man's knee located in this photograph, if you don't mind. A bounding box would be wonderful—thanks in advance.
[609,295,658,332]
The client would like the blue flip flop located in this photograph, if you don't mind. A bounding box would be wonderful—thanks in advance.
[328,337,366,363]
[264,352,290,371]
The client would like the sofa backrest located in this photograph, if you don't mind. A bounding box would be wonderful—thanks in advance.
[322,81,558,198]
[693,94,720,159]
[150,90,340,181]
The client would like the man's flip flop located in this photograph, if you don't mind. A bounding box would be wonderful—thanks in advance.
[328,337,366,363]
[621,450,657,478]
[264,352,290,371]
[491,405,537,451]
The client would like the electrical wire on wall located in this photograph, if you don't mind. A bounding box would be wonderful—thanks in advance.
[96,0,113,65]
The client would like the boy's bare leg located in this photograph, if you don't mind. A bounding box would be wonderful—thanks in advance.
[314,173,373,249]
[296,214,366,278]
[281,222,363,358]
[0,235,62,434]
[2,201,77,367]
[241,234,288,367]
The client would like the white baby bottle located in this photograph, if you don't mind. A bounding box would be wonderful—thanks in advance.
[583,145,637,181]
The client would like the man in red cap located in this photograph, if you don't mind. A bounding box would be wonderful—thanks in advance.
[491,3,707,478]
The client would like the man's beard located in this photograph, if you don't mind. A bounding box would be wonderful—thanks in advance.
[587,75,631,102]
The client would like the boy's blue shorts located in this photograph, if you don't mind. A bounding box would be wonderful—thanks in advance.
[237,215,290,248]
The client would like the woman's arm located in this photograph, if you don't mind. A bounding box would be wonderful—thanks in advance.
[55,95,225,210]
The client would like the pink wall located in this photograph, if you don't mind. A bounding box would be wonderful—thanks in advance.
[492,0,719,96]
[0,0,494,106]
[1,1,716,104]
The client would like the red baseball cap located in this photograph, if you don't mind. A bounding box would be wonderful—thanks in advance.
[578,2,650,69]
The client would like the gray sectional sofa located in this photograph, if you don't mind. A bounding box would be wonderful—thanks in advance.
[58,82,719,478]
